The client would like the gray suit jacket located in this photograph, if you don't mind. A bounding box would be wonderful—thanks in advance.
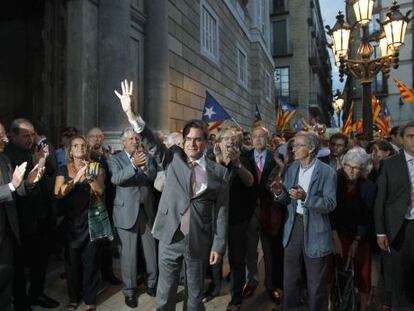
[275,159,337,258]
[139,126,229,260]
[107,151,157,230]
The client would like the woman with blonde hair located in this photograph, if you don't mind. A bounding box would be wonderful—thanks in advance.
[55,135,106,311]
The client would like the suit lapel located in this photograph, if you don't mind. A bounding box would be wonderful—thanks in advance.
[307,160,320,192]
[397,152,411,189]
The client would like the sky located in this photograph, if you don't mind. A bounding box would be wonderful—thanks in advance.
[319,0,346,92]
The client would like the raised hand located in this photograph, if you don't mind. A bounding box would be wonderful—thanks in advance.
[114,79,137,121]
[26,163,46,187]
[12,162,27,189]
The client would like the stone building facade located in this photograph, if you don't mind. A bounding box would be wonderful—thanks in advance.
[270,0,333,124]
[0,0,275,146]
[343,0,414,126]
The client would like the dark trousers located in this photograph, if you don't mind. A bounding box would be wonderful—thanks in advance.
[156,233,206,311]
[228,220,249,304]
[390,220,414,309]
[283,215,328,311]
[13,225,49,310]
[0,234,13,311]
[64,240,100,305]
[261,229,284,291]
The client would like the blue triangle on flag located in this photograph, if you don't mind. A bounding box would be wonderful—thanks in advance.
[202,91,232,122]
[255,104,262,121]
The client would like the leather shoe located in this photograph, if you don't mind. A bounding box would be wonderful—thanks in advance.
[103,273,122,285]
[242,283,257,298]
[146,286,157,297]
[267,289,282,304]
[30,293,60,308]
[125,295,138,308]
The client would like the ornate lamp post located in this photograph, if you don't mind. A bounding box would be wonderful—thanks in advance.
[333,90,345,128]
[326,0,412,140]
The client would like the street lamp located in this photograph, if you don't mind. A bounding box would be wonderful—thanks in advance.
[332,90,344,127]
[326,0,412,140]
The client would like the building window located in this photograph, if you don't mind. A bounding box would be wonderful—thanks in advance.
[265,72,272,101]
[200,1,219,62]
[368,13,381,35]
[272,20,289,56]
[273,0,287,13]
[237,46,248,87]
[274,67,290,97]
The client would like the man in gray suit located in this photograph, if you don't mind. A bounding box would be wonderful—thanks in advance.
[107,128,158,308]
[271,131,336,311]
[114,80,229,310]
[0,122,45,310]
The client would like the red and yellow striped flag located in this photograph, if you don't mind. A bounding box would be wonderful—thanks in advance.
[394,79,414,103]
[342,102,354,136]
[371,95,381,121]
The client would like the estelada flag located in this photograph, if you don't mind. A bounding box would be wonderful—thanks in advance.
[342,102,354,136]
[394,79,414,103]
[253,104,262,127]
[371,95,381,121]
[275,99,296,130]
[202,91,232,131]
[375,102,392,136]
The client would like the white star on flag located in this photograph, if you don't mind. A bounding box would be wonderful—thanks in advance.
[204,106,216,119]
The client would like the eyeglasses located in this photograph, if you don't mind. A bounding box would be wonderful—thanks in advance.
[330,142,345,147]
[292,143,307,149]
[344,163,361,171]
[221,136,235,141]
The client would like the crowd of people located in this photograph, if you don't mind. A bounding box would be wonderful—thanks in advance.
[0,79,413,311]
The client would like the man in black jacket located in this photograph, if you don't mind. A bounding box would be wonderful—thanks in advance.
[4,118,58,310]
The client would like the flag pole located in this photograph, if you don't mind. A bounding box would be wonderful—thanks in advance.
[230,116,243,130]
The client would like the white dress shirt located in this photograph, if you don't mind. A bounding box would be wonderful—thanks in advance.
[296,159,316,215]
[191,156,208,195]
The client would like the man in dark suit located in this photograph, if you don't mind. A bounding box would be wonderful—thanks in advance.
[375,121,414,309]
[241,126,284,305]
[114,80,229,310]
[4,118,59,310]
[272,131,336,311]
[107,128,158,308]
[0,122,45,311]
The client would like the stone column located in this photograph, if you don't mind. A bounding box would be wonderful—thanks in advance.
[98,0,130,135]
[144,0,169,131]
[66,0,99,133]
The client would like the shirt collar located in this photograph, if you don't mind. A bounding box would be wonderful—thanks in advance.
[300,158,317,172]
[254,149,267,160]
[404,151,414,163]
[125,150,134,159]
[190,155,206,170]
